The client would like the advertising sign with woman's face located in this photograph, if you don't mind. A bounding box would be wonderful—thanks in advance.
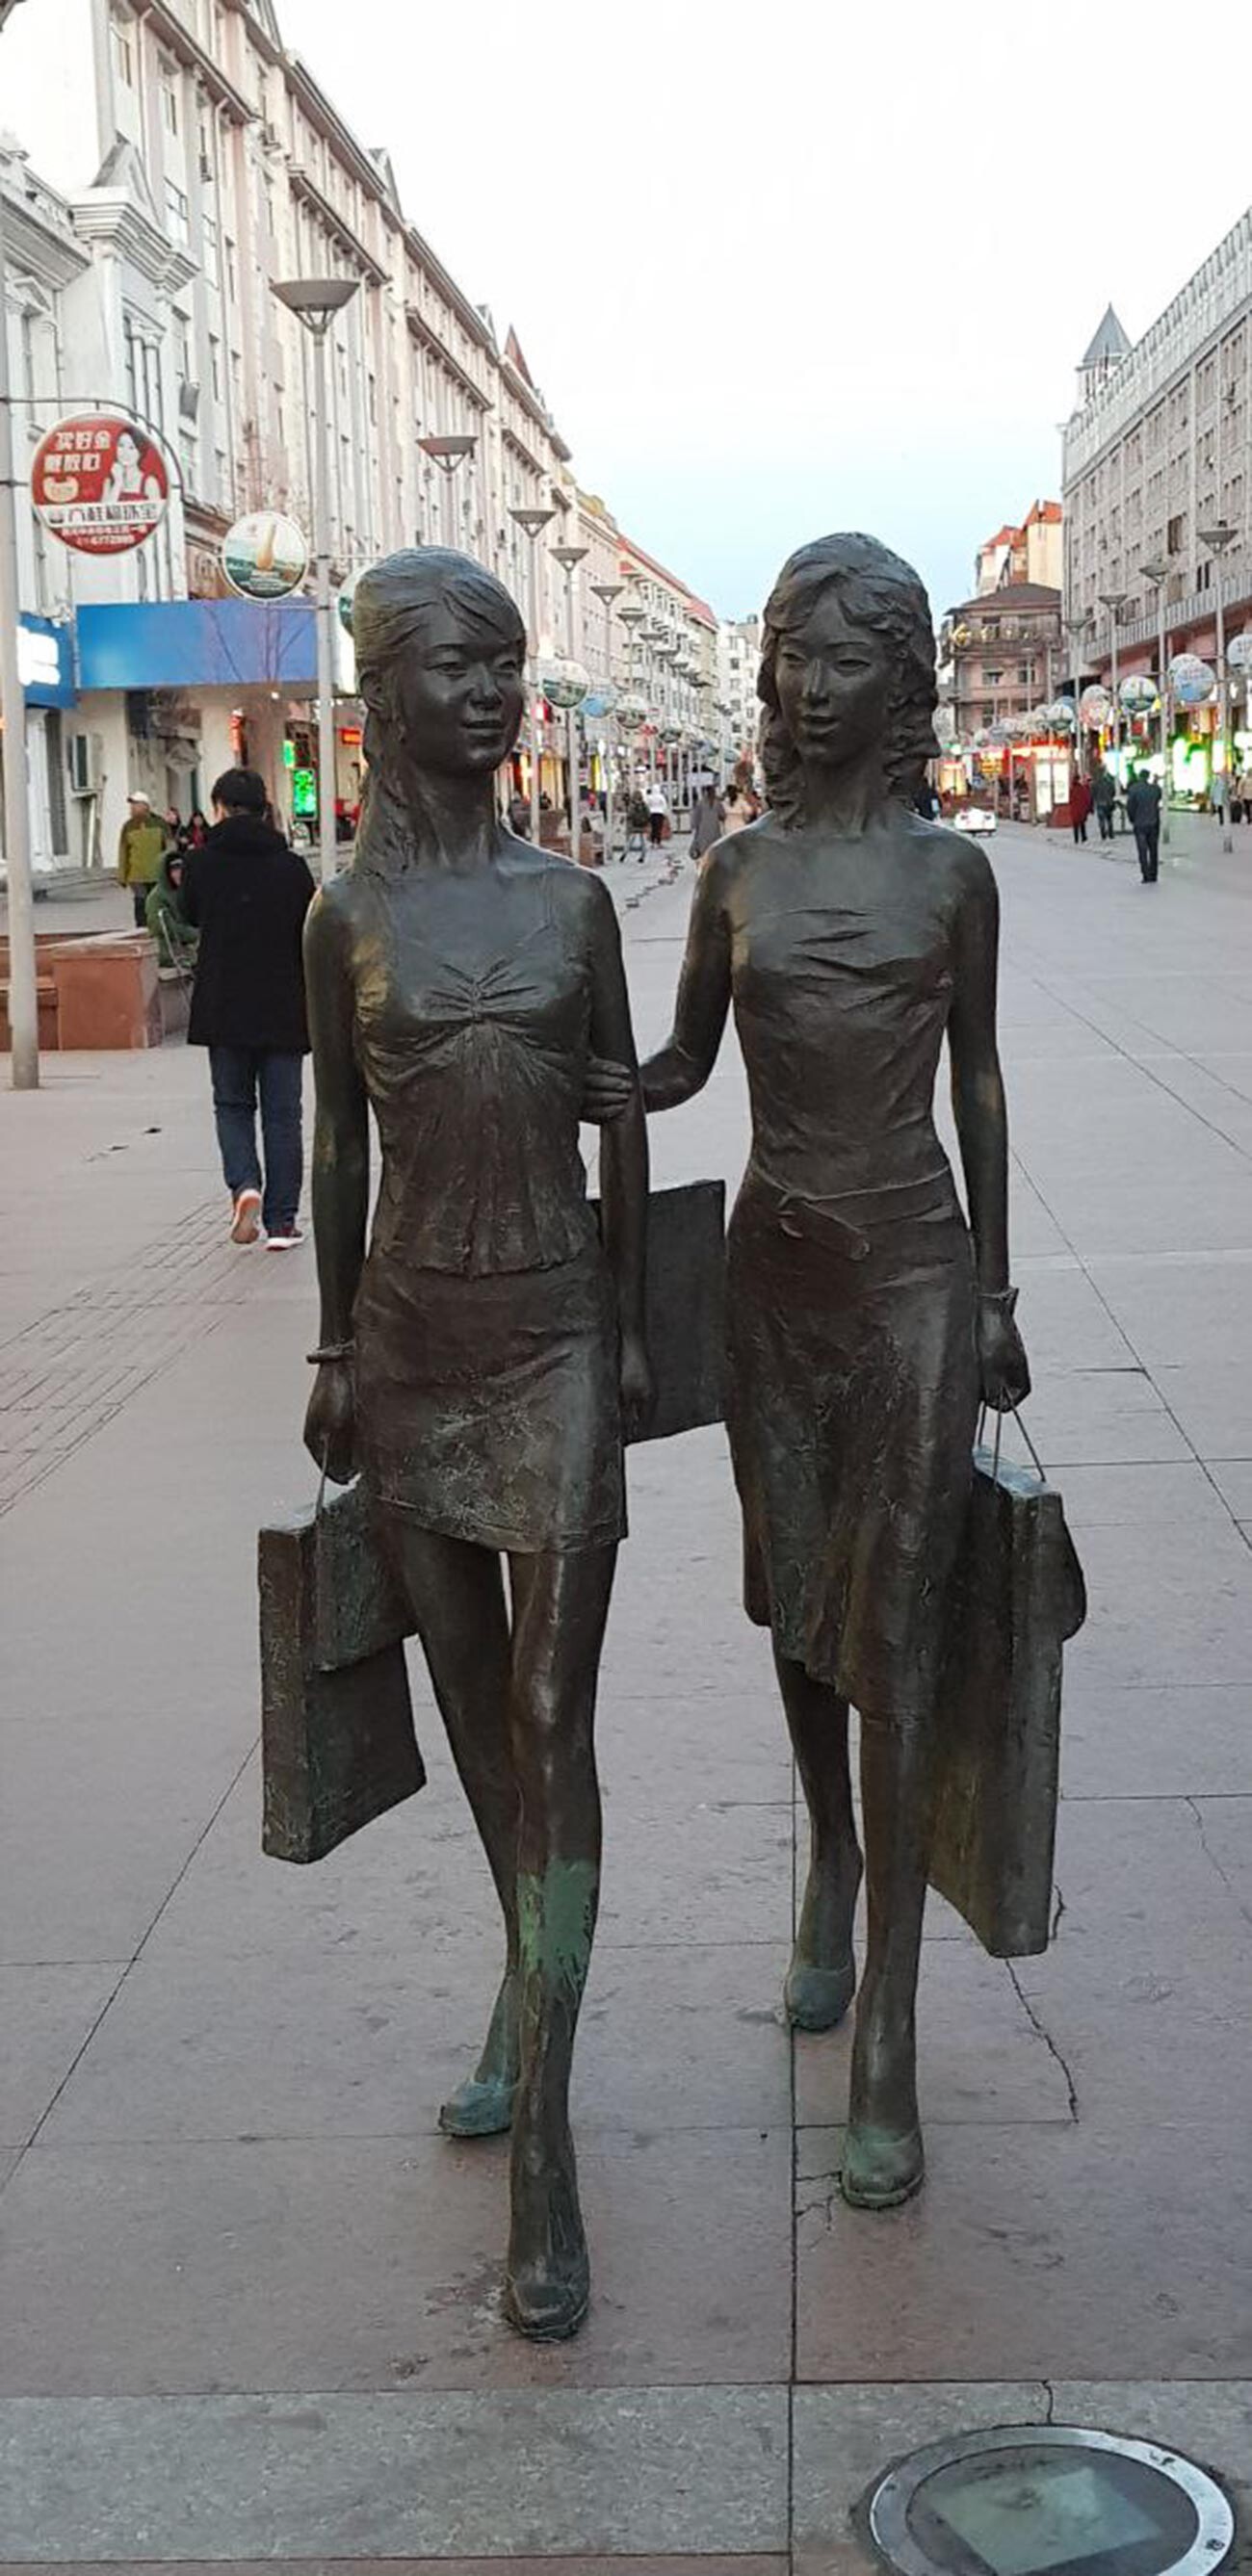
[31,414,170,555]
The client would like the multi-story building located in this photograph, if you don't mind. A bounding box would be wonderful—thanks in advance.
[975,501,1062,598]
[939,583,1063,742]
[717,616,761,775]
[0,0,724,865]
[1063,218,1252,789]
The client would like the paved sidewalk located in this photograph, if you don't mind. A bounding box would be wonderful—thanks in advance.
[1,822,1251,2566]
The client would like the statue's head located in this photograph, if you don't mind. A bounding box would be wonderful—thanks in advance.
[353,548,527,783]
[758,534,937,822]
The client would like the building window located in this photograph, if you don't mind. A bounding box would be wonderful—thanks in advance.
[161,65,179,132]
[165,180,190,246]
[203,209,219,270]
[175,315,193,384]
[1167,513,1185,555]
[112,19,135,87]
[223,237,238,305]
[208,333,222,400]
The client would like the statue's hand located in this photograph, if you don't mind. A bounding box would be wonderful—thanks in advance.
[303,1359,357,1486]
[977,1300,1031,1415]
[619,1329,654,1440]
[581,1054,636,1124]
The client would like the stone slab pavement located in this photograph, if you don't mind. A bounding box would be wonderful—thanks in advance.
[1,823,1251,2565]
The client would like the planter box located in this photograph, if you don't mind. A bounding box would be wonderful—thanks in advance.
[0,931,162,1052]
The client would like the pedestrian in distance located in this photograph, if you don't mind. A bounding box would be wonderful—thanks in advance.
[165,803,186,851]
[1238,766,1252,821]
[690,778,723,860]
[1125,768,1161,883]
[186,808,209,849]
[722,782,755,834]
[117,791,169,929]
[646,780,668,849]
[1069,774,1093,846]
[1091,765,1116,843]
[180,768,316,1248]
[144,846,198,973]
[508,788,532,839]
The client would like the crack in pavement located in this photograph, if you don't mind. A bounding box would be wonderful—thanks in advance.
[1186,1795,1252,1932]
[1005,1963,1081,2123]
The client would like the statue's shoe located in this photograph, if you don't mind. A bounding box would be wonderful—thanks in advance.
[438,2074,517,2139]
[839,2121,925,2210]
[503,2252,589,2342]
[784,1954,856,2032]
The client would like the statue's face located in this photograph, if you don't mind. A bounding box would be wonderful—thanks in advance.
[396,602,525,775]
[774,587,891,769]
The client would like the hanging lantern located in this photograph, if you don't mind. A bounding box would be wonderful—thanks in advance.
[1044,699,1076,731]
[1079,685,1112,725]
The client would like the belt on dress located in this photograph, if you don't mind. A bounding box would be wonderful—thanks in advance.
[745,1164,956,1263]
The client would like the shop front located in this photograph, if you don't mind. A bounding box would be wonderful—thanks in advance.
[0,615,77,872]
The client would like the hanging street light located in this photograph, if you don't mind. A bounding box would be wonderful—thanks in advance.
[272,274,361,881]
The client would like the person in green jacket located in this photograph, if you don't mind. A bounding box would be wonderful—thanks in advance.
[117,793,169,927]
[144,846,198,970]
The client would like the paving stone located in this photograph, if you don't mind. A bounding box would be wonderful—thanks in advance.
[0,1965,123,2147]
[0,2386,789,2560]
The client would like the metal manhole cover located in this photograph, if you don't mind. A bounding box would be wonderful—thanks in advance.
[864,2426,1235,2576]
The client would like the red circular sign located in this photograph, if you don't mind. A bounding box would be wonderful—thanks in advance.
[31,412,170,555]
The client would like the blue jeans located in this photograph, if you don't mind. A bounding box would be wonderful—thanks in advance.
[209,1046,303,1233]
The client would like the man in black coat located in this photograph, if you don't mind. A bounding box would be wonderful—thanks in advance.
[1125,768,1162,885]
[180,768,316,1246]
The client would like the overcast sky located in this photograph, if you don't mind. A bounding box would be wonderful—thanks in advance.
[290,0,1247,623]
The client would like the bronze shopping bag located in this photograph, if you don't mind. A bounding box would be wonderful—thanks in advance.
[258,1476,424,1865]
[929,1438,1087,1959]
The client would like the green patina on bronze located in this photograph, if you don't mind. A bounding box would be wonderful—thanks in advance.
[517,1860,598,1996]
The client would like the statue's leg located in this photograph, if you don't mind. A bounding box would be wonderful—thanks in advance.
[841,1708,935,2210]
[378,1516,522,2138]
[774,1650,863,2030]
[502,1540,616,2341]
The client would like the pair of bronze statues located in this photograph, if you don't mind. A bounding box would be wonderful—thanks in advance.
[298,533,1030,2342]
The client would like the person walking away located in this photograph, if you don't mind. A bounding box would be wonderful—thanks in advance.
[180,768,315,1247]
[144,846,198,972]
[690,779,723,860]
[646,780,668,849]
[1238,767,1252,822]
[1125,768,1161,883]
[722,782,755,835]
[117,793,168,928]
[1069,774,1092,845]
[1092,765,1116,843]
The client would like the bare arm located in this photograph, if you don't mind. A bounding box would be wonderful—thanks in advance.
[302,888,369,1477]
[585,887,649,1425]
[639,851,733,1110]
[947,846,1030,1407]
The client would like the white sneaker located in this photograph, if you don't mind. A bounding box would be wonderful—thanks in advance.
[265,1223,305,1250]
[230,1187,262,1246]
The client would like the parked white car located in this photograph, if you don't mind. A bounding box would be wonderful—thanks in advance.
[957,805,997,836]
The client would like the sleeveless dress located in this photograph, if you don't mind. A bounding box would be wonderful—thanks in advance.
[724,831,979,1717]
[348,855,623,1554]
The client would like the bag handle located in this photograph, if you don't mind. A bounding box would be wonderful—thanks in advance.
[978,1400,1045,1486]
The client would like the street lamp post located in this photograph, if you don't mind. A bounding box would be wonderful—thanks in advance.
[1098,591,1129,801]
[1199,521,1239,849]
[272,275,360,883]
[0,132,38,1087]
[509,505,555,844]
[590,581,623,858]
[1139,557,1172,846]
[552,543,587,859]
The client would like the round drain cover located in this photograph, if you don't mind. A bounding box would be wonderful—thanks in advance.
[866,2426,1234,2576]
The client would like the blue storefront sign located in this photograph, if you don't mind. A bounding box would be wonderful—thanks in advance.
[18,613,75,709]
[75,598,318,692]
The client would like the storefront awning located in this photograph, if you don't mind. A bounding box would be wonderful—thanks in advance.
[76,600,318,693]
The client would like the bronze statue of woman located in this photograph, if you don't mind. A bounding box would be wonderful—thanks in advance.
[301,549,650,2339]
[604,533,1030,2208]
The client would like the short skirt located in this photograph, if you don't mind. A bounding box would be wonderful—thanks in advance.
[726,1165,979,1716]
[353,1243,624,1553]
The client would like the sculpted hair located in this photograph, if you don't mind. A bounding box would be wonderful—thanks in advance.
[757,533,937,824]
[351,548,527,874]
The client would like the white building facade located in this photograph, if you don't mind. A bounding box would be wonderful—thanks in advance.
[1,0,734,866]
[1063,216,1252,788]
